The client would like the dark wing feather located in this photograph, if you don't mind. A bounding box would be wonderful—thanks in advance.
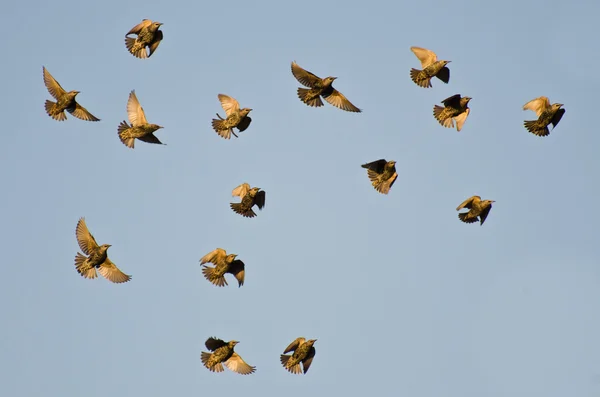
[237,116,252,132]
[361,159,387,174]
[148,30,163,57]
[302,347,316,374]
[227,260,245,287]
[436,66,450,84]
[479,205,492,225]
[551,108,565,129]
[205,337,227,351]
[254,191,266,209]
[441,94,462,108]
[138,133,164,145]
[291,62,321,88]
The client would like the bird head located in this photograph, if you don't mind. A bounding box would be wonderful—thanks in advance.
[229,341,240,347]
[152,22,163,29]
[240,108,252,117]
[69,90,80,97]
[388,160,396,166]
[442,60,451,66]
[324,77,337,86]
[553,103,564,110]
[307,339,317,346]
[485,200,495,205]
[227,254,238,262]
[100,244,111,252]
[149,124,163,130]
[250,187,261,195]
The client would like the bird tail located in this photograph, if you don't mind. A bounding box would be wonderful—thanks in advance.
[523,120,549,137]
[201,266,228,287]
[45,100,67,121]
[74,252,97,279]
[280,354,302,374]
[230,203,256,218]
[297,88,324,107]
[458,212,477,224]
[117,121,136,148]
[201,352,224,372]
[211,119,232,139]
[410,68,431,88]
[433,105,453,128]
[125,37,147,59]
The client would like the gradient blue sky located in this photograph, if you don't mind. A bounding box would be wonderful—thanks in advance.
[2,0,600,396]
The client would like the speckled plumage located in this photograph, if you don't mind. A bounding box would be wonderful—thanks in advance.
[211,94,252,139]
[280,337,317,375]
[409,46,450,88]
[230,183,266,218]
[201,337,256,375]
[361,159,398,194]
[43,67,100,122]
[456,196,495,226]
[199,248,245,287]
[433,94,471,131]
[117,90,164,148]
[523,96,565,137]
[125,19,164,59]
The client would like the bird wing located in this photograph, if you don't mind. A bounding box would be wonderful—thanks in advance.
[410,46,437,68]
[127,90,148,126]
[218,94,240,117]
[148,30,163,57]
[225,353,256,375]
[551,108,565,129]
[479,204,492,226]
[137,133,164,145]
[69,103,100,122]
[436,66,450,84]
[236,116,252,132]
[76,217,99,255]
[291,61,321,88]
[98,258,131,283]
[456,195,480,210]
[127,19,152,35]
[454,108,470,132]
[254,190,266,209]
[232,183,251,199]
[322,88,361,112]
[522,96,550,117]
[361,159,387,174]
[283,337,305,354]
[205,337,227,351]
[302,347,316,374]
[387,172,398,190]
[227,260,245,287]
[441,94,462,108]
[200,248,227,265]
[43,67,67,99]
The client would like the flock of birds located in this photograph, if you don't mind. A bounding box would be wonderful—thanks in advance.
[43,18,567,376]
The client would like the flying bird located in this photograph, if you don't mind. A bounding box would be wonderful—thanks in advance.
[456,196,495,226]
[280,337,317,375]
[200,248,245,287]
[201,337,256,375]
[361,159,397,194]
[409,46,450,88]
[211,94,252,139]
[291,61,361,112]
[73,218,131,283]
[522,96,565,137]
[43,67,100,122]
[230,183,265,218]
[125,19,163,59]
[117,90,164,148]
[433,94,471,131]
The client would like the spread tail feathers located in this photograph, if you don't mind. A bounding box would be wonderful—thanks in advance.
[74,253,98,279]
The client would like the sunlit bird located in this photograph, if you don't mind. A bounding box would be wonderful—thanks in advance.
[433,94,471,131]
[409,46,450,88]
[117,90,164,148]
[201,337,256,375]
[199,248,245,287]
[230,183,266,218]
[211,94,252,139]
[456,196,494,226]
[43,67,100,122]
[125,19,163,59]
[522,96,565,137]
[361,159,397,194]
[280,337,317,375]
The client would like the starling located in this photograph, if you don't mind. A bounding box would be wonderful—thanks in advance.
[409,46,451,88]
[43,67,100,122]
[73,218,131,283]
[201,337,256,375]
[291,61,361,112]
[211,94,252,139]
[522,96,565,137]
[361,159,397,194]
[125,19,163,59]
[199,248,245,287]
[117,90,164,148]
[280,337,317,375]
[456,196,495,226]
[433,94,471,132]
[230,183,266,218]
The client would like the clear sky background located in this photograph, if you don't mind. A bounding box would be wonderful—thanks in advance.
[1,0,599,396]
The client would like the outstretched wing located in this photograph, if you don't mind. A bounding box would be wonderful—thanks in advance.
[200,248,227,266]
[69,103,100,122]
[523,96,550,117]
[291,61,321,88]
[454,108,470,132]
[76,217,99,255]
[302,347,316,374]
[456,195,480,211]
[205,337,227,351]
[225,353,256,375]
[361,159,387,174]
[127,90,148,126]
[551,108,565,129]
[232,183,251,199]
[410,46,437,68]
[218,94,240,117]
[441,94,462,108]
[322,88,361,113]
[98,258,131,284]
[43,67,67,99]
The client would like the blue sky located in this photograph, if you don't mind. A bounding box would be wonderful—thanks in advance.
[1,0,600,396]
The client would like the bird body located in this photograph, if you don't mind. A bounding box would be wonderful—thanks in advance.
[200,248,245,287]
[433,94,471,131]
[230,183,266,218]
[125,19,163,59]
[523,96,565,137]
[410,47,450,88]
[201,337,256,375]
[211,94,252,139]
[291,61,361,112]
[361,159,397,194]
[73,218,131,283]
[456,196,495,226]
[280,337,317,375]
[118,90,164,148]
[43,67,99,122]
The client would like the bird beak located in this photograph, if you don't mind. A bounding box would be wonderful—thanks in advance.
[557,103,564,107]
[107,244,112,248]
[332,77,338,80]
[491,200,496,203]
[158,23,164,26]
[446,61,452,63]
